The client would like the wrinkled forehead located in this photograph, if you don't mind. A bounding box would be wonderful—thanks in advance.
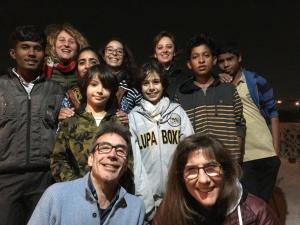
[95,132,127,147]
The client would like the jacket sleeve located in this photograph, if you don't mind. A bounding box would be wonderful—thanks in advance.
[50,122,76,182]
[128,113,155,217]
[256,75,279,119]
[232,87,246,138]
[179,106,194,140]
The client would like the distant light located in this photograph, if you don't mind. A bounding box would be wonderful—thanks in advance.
[277,100,283,104]
[295,101,300,106]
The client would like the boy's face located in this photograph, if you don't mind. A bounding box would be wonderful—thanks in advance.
[187,44,216,78]
[217,52,241,76]
[10,41,44,74]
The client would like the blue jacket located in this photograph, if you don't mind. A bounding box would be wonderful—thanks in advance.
[28,173,145,225]
[243,69,278,126]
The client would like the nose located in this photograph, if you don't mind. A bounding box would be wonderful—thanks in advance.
[196,168,210,184]
[96,84,104,94]
[224,60,230,67]
[28,47,35,57]
[107,147,118,159]
[149,82,155,90]
[198,56,205,63]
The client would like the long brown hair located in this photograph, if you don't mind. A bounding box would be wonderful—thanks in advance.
[157,134,241,225]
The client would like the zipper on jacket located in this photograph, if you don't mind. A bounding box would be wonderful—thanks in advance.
[156,121,164,193]
[26,93,31,165]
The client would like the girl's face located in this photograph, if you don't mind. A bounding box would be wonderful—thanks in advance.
[55,30,78,63]
[103,40,124,69]
[141,71,163,105]
[183,149,224,209]
[77,50,100,79]
[154,36,175,67]
[86,75,111,109]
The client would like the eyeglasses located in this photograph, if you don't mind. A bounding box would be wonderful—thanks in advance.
[105,47,124,56]
[184,163,222,180]
[93,142,127,158]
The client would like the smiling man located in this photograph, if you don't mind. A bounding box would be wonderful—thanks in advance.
[0,25,64,225]
[28,123,145,225]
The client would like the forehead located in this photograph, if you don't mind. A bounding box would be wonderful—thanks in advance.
[157,36,174,46]
[145,71,160,80]
[217,52,237,59]
[186,149,216,165]
[79,50,98,60]
[106,40,123,48]
[57,30,74,39]
[95,132,127,146]
[15,41,43,48]
[191,44,212,54]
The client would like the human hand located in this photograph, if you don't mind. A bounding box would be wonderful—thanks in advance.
[219,73,233,83]
[116,110,129,125]
[58,107,75,121]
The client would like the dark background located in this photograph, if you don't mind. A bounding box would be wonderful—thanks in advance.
[1,0,299,106]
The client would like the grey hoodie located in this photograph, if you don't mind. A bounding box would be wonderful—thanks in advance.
[129,98,194,215]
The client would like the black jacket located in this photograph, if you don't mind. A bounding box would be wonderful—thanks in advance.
[0,69,64,173]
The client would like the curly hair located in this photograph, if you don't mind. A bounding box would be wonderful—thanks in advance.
[45,23,89,62]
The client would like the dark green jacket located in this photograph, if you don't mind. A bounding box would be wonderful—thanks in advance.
[50,106,120,181]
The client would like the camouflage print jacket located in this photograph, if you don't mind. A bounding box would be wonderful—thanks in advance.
[50,107,120,182]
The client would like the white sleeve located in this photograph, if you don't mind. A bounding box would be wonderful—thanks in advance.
[179,106,194,140]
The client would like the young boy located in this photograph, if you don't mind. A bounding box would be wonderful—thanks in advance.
[216,41,280,202]
[175,33,245,162]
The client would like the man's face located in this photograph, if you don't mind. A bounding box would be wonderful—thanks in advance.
[10,41,44,74]
[88,133,128,185]
[187,44,216,78]
[217,52,241,76]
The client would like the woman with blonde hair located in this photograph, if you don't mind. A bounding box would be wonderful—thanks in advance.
[44,23,89,94]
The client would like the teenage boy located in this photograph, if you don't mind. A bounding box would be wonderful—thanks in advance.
[0,25,64,225]
[175,34,246,162]
[216,41,280,202]
[28,123,145,225]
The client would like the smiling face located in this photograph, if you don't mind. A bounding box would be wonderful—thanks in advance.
[77,50,100,79]
[141,71,164,105]
[184,149,224,209]
[86,75,111,109]
[88,133,127,185]
[55,30,78,63]
[187,44,216,78]
[10,41,44,75]
[103,40,124,70]
[154,36,175,68]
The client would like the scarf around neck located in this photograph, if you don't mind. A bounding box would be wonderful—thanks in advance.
[141,97,170,121]
[44,57,76,78]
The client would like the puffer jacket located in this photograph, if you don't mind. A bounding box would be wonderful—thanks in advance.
[0,69,64,173]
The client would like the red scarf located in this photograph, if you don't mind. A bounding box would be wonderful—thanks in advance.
[44,61,76,78]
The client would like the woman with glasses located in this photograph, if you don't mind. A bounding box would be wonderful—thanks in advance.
[153,134,280,225]
[129,60,194,223]
[50,64,121,182]
[99,38,142,117]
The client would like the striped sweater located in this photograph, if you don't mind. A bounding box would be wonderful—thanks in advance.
[175,78,246,161]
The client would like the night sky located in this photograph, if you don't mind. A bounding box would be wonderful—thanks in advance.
[1,0,299,104]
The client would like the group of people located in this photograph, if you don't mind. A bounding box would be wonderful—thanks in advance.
[0,23,280,225]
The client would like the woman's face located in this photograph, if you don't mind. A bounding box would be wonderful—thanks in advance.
[103,40,124,69]
[55,30,78,63]
[86,75,111,109]
[77,50,100,79]
[141,71,163,105]
[183,149,224,209]
[154,36,175,67]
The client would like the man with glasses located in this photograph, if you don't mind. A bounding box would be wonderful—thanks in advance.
[28,123,145,225]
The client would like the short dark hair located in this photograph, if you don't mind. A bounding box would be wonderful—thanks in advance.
[89,123,131,154]
[136,60,168,96]
[80,64,118,109]
[185,33,216,60]
[77,46,100,61]
[216,40,241,57]
[10,25,46,48]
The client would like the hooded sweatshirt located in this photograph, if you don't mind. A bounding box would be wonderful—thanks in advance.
[128,97,194,215]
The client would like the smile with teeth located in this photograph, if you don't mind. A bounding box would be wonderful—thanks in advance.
[101,163,120,170]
